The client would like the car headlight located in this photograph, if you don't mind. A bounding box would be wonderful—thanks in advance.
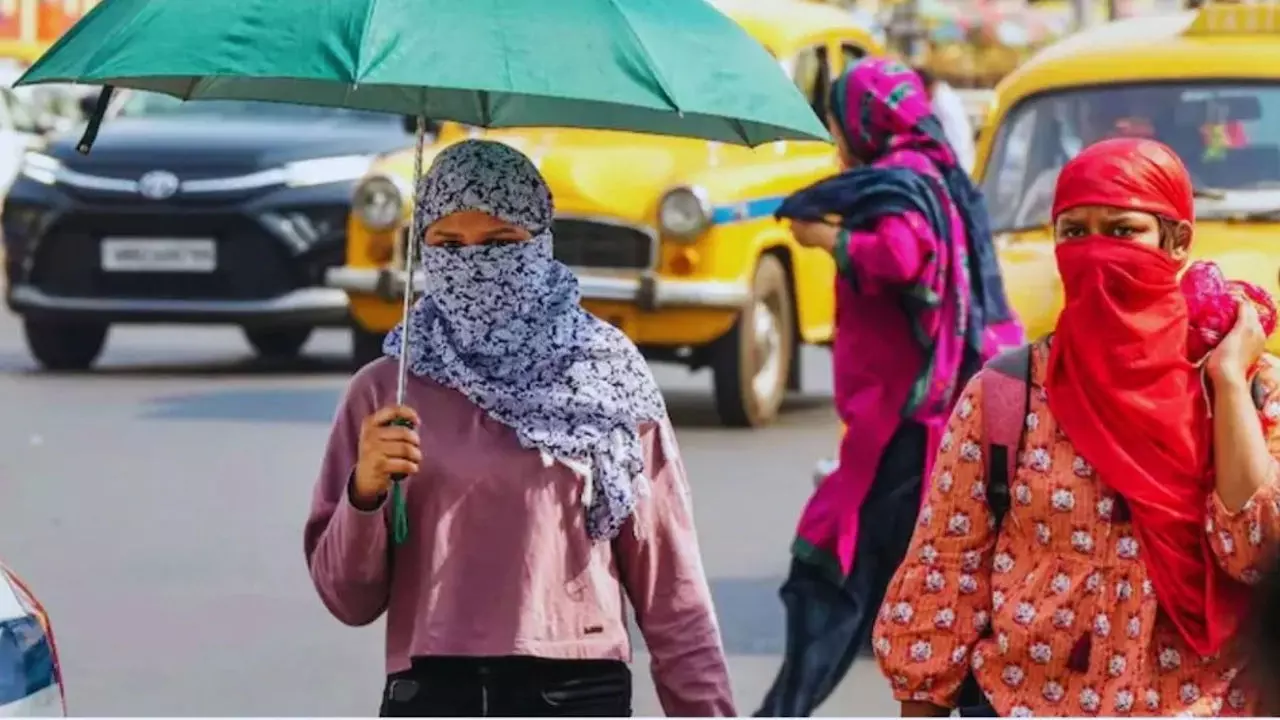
[658,186,711,240]
[352,175,407,231]
[284,155,375,188]
[19,152,61,186]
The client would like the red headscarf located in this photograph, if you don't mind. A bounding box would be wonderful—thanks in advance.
[1048,138,1248,657]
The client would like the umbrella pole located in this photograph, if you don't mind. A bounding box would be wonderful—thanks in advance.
[387,115,429,545]
[394,115,428,407]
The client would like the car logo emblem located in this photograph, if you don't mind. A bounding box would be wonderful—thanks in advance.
[137,170,179,200]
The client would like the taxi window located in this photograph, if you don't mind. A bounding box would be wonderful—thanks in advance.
[984,104,1040,222]
[841,43,866,68]
[980,82,1280,231]
[789,45,831,120]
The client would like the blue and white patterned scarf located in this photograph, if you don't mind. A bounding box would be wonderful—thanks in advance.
[383,139,667,541]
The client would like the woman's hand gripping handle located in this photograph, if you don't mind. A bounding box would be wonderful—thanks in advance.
[354,406,421,543]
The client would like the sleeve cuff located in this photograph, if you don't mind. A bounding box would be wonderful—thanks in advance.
[1211,472,1280,520]
[345,470,389,514]
[833,229,853,277]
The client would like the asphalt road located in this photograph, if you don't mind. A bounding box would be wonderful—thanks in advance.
[0,312,897,716]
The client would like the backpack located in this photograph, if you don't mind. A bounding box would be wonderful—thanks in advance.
[979,345,1034,529]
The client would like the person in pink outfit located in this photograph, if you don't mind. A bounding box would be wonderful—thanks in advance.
[305,139,735,717]
[757,57,1023,716]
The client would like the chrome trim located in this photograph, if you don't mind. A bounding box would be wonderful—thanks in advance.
[577,275,749,308]
[9,284,348,316]
[326,266,750,309]
[182,169,287,193]
[52,167,289,195]
[56,167,138,193]
[326,266,386,295]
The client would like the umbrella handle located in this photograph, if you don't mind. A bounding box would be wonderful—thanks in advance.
[382,416,415,544]
[76,85,115,155]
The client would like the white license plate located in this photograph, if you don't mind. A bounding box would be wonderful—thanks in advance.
[100,238,217,273]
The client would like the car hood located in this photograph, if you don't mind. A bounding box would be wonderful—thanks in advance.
[374,127,806,225]
[45,117,409,174]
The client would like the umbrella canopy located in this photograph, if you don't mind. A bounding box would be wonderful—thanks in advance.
[16,0,829,146]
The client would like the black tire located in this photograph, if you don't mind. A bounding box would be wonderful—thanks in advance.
[243,326,312,359]
[351,327,386,370]
[23,319,108,371]
[711,253,796,428]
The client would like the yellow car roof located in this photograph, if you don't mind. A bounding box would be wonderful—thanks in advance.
[712,0,880,55]
[999,4,1280,103]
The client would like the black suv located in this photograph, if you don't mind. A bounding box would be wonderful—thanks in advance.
[3,92,411,370]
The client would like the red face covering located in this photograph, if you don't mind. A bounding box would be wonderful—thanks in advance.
[1048,138,1248,657]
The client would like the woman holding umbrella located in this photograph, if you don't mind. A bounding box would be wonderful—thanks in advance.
[304,139,734,717]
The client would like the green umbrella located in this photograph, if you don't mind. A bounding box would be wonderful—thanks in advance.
[16,0,829,147]
[17,0,830,544]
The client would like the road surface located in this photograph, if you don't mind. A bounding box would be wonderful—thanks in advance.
[0,313,897,716]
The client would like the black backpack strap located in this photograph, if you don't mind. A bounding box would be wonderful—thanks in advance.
[981,344,1034,529]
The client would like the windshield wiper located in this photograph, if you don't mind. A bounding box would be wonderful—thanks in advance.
[1193,186,1228,200]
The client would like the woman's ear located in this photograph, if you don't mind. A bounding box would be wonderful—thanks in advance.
[1169,220,1193,264]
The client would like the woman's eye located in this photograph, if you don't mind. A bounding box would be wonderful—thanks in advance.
[440,240,464,249]
[1110,226,1137,237]
[481,238,505,247]
[1060,227,1084,238]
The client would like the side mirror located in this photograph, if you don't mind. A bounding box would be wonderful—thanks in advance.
[402,115,441,136]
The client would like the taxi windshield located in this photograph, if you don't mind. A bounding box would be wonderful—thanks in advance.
[980,81,1280,231]
[117,91,394,125]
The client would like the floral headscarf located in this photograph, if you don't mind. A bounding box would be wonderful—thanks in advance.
[383,140,667,541]
[827,57,956,169]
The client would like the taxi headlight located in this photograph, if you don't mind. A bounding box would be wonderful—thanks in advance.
[352,175,406,231]
[658,186,711,240]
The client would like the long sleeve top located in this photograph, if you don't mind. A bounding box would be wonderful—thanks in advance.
[874,340,1280,716]
[304,358,736,717]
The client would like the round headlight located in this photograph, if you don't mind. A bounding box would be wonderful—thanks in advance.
[658,186,711,239]
[353,175,405,231]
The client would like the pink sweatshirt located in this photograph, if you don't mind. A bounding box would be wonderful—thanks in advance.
[304,358,736,717]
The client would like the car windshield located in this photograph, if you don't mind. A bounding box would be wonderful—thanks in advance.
[117,92,395,124]
[980,81,1280,231]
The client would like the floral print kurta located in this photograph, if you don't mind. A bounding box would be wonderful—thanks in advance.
[873,340,1280,716]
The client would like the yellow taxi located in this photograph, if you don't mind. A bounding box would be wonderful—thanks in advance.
[977,1,1280,351]
[326,0,885,427]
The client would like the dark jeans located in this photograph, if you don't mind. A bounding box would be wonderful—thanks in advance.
[379,656,632,717]
[756,422,926,717]
[957,674,999,716]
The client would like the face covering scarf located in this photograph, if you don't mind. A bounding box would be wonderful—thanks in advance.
[383,140,666,541]
[1047,138,1249,656]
